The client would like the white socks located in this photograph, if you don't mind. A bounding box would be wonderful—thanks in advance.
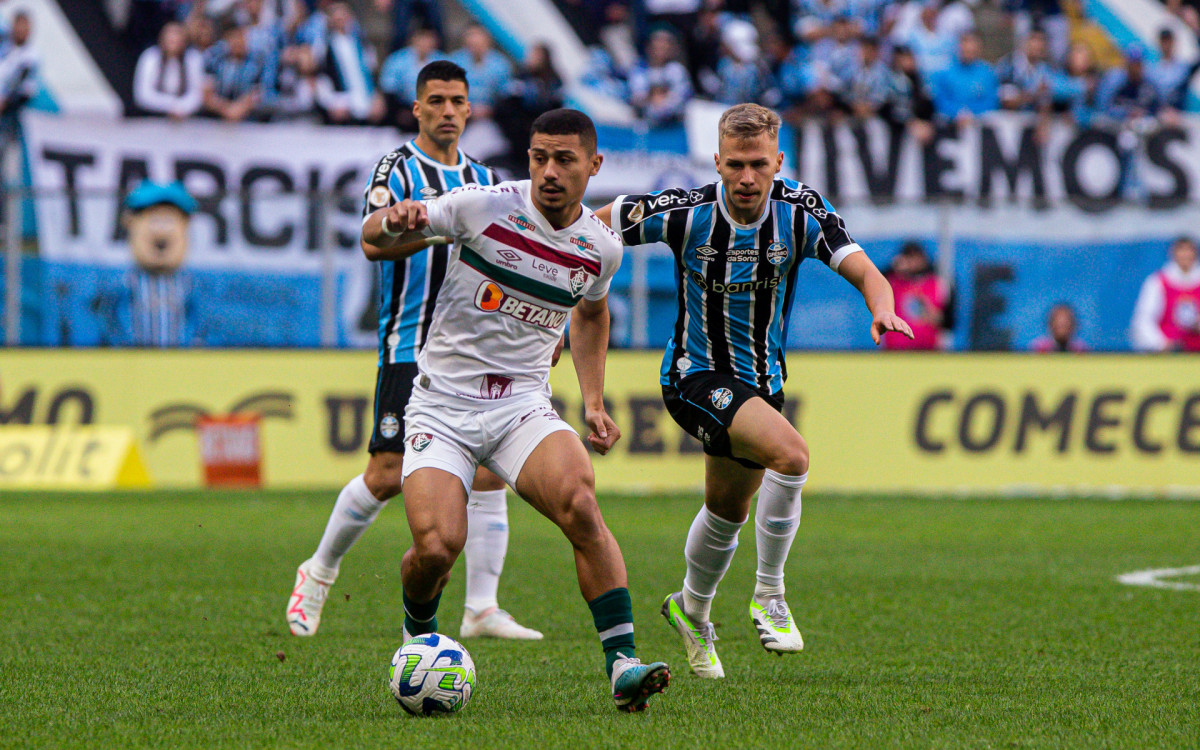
[312,474,385,577]
[754,470,806,601]
[682,505,745,623]
[463,489,509,614]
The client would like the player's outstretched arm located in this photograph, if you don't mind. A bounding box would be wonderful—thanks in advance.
[594,202,615,229]
[838,251,915,346]
[361,200,445,261]
[570,295,621,455]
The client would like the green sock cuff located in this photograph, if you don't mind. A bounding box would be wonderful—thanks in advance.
[588,587,633,632]
[589,587,636,677]
[403,589,441,636]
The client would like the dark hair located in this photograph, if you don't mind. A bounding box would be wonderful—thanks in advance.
[530,108,597,153]
[416,60,468,97]
[1171,234,1196,249]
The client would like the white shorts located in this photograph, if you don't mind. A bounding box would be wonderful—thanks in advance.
[401,387,577,494]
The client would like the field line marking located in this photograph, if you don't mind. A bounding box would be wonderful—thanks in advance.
[1115,565,1200,592]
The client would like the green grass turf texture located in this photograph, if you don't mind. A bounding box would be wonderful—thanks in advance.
[3,491,1199,749]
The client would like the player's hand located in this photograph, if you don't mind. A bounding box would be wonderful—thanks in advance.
[387,200,430,232]
[551,335,565,367]
[584,409,621,455]
[871,311,914,345]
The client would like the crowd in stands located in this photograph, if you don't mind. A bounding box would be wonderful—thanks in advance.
[123,0,1200,137]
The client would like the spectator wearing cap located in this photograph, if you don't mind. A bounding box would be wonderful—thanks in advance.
[929,30,998,125]
[1097,43,1162,122]
[379,28,445,128]
[628,28,693,126]
[133,21,205,119]
[1148,27,1200,116]
[314,1,384,124]
[449,24,513,120]
[1031,303,1087,353]
[713,19,779,105]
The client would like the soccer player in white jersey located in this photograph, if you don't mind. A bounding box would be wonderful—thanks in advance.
[287,61,540,641]
[369,109,671,712]
[596,104,913,678]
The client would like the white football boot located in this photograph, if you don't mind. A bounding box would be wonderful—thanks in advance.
[749,597,804,653]
[459,607,544,640]
[660,592,724,678]
[286,559,335,636]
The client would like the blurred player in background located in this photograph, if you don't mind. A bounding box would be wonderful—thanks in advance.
[597,103,912,679]
[373,109,671,712]
[1031,303,1088,353]
[1131,235,1200,352]
[287,61,541,641]
[883,240,954,351]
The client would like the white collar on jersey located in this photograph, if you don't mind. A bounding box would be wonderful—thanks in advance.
[408,139,466,170]
[521,180,591,236]
[716,182,771,230]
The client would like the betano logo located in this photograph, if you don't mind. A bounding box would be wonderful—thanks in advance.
[473,282,567,329]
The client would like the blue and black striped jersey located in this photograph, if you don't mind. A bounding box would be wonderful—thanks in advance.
[613,179,862,393]
[362,140,497,364]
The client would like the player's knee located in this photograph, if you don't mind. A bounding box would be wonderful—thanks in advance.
[412,533,463,575]
[766,434,809,477]
[364,454,404,500]
[556,485,603,544]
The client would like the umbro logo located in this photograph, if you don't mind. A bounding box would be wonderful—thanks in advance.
[419,186,439,198]
[497,249,521,262]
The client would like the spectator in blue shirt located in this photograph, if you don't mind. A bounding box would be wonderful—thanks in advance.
[628,28,693,127]
[1052,42,1101,126]
[202,24,269,121]
[930,31,999,125]
[450,24,513,119]
[713,19,779,105]
[997,27,1056,113]
[902,0,959,75]
[1148,27,1200,115]
[379,28,445,128]
[1097,43,1162,123]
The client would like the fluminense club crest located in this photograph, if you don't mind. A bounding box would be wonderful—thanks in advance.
[410,433,433,452]
[569,267,589,297]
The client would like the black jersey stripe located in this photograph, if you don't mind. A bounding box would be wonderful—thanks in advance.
[705,211,733,373]
[664,207,690,374]
[752,213,777,391]
[777,208,807,383]
[412,156,450,351]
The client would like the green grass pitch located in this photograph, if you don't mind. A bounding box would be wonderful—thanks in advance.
[3,490,1199,748]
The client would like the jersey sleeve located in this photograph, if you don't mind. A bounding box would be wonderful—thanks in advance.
[361,150,408,221]
[792,185,862,271]
[584,228,624,301]
[422,183,494,240]
[611,191,674,246]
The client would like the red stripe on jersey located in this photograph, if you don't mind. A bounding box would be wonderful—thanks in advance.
[482,223,602,275]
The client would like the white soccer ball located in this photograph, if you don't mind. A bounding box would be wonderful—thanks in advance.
[388,633,476,716]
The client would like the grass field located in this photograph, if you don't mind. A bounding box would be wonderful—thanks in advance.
[3,490,1199,749]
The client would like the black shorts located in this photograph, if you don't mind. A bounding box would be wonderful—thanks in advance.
[368,361,419,454]
[662,371,784,469]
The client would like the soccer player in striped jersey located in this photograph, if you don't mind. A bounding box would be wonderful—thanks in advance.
[597,103,913,678]
[287,61,540,641]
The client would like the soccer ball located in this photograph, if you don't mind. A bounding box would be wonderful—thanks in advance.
[388,633,476,715]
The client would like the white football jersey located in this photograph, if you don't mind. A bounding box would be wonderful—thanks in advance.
[417,180,622,406]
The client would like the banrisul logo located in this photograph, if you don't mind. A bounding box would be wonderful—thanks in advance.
[508,213,536,232]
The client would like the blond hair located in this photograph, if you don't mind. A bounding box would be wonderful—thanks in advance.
[718,103,781,142]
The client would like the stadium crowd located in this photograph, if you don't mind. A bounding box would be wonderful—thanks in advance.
[122,0,1200,137]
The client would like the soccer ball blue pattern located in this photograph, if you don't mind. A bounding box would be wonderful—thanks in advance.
[388,633,476,716]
